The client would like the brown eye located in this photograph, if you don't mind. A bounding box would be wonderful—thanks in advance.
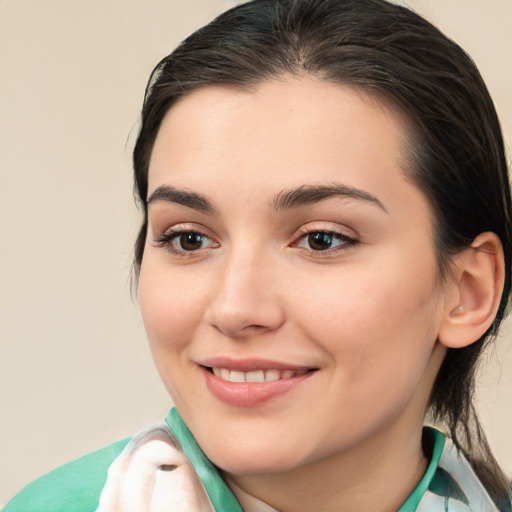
[294,229,357,254]
[307,232,335,250]
[154,228,218,256]
[177,232,205,251]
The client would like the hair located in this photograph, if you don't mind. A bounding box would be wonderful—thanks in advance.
[132,0,512,507]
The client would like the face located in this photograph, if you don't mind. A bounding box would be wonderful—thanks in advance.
[139,78,449,476]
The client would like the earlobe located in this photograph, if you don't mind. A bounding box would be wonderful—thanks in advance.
[438,232,505,349]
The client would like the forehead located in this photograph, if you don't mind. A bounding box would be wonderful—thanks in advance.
[151,77,406,170]
[155,78,404,145]
[149,77,420,217]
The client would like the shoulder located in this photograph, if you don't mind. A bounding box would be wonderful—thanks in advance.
[4,437,131,512]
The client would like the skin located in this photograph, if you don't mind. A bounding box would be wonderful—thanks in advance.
[139,77,456,512]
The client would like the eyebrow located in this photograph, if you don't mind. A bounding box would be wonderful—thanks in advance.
[147,183,387,215]
[147,185,218,214]
[270,184,387,213]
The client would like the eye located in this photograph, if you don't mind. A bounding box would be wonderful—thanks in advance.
[154,227,218,255]
[295,229,357,253]
[306,232,338,251]
[174,232,208,251]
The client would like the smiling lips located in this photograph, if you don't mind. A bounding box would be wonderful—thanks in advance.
[200,362,316,407]
[211,367,309,383]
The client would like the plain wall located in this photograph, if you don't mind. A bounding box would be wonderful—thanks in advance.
[1,0,511,504]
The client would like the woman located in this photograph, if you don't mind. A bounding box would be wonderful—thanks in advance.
[5,0,511,510]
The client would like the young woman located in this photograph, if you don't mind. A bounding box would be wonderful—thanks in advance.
[5,0,511,510]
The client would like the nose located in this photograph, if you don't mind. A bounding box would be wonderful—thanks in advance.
[203,249,285,337]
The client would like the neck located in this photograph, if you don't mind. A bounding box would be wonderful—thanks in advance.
[222,343,447,512]
[223,421,429,512]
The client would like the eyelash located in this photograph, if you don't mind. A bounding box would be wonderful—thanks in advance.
[153,226,218,257]
[153,226,358,258]
[293,227,358,256]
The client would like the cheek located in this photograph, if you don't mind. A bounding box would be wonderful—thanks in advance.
[138,260,213,406]
[139,259,208,355]
[290,268,441,443]
[290,256,442,380]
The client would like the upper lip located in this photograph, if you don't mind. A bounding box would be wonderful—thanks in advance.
[197,357,315,373]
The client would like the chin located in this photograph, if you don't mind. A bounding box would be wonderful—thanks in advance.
[204,439,312,476]
[217,457,298,477]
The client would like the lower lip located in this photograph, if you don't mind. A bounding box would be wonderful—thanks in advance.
[201,367,314,407]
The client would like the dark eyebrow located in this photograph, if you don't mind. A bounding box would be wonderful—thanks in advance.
[147,185,217,214]
[270,184,388,213]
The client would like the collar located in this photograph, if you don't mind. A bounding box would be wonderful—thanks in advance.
[165,410,499,512]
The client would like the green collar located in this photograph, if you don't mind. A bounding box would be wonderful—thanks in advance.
[165,408,244,511]
[166,408,445,512]
[398,427,446,511]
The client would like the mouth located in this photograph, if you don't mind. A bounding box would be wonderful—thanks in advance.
[206,367,311,383]
[199,362,318,407]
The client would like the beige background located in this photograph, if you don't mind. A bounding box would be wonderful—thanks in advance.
[0,0,511,505]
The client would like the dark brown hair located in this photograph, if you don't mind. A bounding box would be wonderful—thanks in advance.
[132,0,511,507]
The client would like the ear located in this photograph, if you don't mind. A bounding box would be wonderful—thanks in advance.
[438,232,505,349]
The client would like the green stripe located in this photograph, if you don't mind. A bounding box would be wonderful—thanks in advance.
[166,410,447,512]
[166,408,244,512]
[398,427,446,512]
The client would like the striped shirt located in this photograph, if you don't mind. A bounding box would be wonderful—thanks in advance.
[4,408,504,511]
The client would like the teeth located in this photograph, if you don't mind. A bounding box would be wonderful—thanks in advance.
[230,370,245,383]
[246,370,265,382]
[265,369,280,382]
[211,368,300,383]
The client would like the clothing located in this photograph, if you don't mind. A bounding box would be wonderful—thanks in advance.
[4,408,501,512]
